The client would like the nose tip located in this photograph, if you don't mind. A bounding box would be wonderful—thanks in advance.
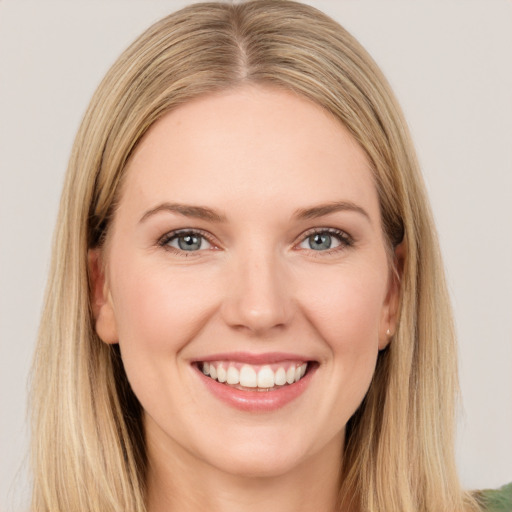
[220,258,293,335]
[230,302,288,334]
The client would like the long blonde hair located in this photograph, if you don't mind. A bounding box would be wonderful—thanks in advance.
[31,2,479,511]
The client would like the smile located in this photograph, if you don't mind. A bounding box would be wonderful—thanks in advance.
[194,355,317,412]
[200,361,308,390]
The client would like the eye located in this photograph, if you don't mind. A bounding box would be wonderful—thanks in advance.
[159,230,213,252]
[297,229,352,252]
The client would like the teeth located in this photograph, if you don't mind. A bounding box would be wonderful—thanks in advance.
[226,366,239,385]
[217,364,227,383]
[275,367,286,386]
[201,361,309,389]
[240,365,257,387]
[294,364,307,382]
[257,365,275,388]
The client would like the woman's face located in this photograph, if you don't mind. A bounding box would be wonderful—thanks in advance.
[92,85,399,479]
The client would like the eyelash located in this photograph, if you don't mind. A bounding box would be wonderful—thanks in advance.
[298,227,354,255]
[157,227,354,256]
[157,229,217,255]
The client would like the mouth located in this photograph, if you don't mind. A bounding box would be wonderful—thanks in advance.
[197,360,309,391]
[192,355,317,412]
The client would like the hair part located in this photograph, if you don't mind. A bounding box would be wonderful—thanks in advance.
[31,2,479,511]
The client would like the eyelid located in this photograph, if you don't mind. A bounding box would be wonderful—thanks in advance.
[156,226,354,255]
[157,228,219,252]
[294,227,354,252]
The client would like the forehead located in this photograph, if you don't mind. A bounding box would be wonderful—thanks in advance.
[120,85,379,221]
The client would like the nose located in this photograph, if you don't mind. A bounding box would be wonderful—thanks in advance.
[220,249,294,335]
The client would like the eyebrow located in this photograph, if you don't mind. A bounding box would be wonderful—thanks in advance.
[293,201,371,222]
[139,203,227,223]
[139,200,370,224]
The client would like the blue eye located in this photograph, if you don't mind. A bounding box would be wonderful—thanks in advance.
[298,229,351,252]
[307,233,335,250]
[162,231,212,252]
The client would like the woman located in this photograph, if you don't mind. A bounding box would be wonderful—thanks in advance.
[29,1,510,511]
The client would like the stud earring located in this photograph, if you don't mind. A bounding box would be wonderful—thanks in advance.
[386,329,391,337]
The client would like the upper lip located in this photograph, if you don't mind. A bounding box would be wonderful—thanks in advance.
[192,352,314,365]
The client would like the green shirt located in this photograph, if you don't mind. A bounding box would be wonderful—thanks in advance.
[476,483,512,512]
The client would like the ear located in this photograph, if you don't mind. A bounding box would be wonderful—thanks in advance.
[88,249,119,344]
[379,241,405,350]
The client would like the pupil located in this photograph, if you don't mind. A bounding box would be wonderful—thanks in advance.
[310,233,331,250]
[178,235,201,251]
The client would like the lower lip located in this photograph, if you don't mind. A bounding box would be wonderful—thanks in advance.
[195,365,316,412]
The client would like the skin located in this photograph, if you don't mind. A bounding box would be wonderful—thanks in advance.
[90,85,401,512]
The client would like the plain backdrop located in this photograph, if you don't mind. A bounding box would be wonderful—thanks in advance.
[1,1,511,510]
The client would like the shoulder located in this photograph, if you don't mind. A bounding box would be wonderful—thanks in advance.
[474,483,512,512]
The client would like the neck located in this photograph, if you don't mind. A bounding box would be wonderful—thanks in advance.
[146,428,343,512]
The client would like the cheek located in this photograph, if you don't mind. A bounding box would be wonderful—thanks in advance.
[109,257,219,376]
[112,257,212,341]
[297,261,388,407]
[108,258,223,416]
[298,262,388,353]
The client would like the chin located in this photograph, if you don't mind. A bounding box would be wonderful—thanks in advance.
[197,430,318,479]
[213,451,306,479]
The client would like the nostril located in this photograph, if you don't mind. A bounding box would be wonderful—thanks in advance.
[222,303,291,334]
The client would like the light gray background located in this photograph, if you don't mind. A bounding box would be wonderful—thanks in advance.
[1,1,511,510]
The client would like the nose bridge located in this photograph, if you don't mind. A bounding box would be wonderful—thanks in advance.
[221,242,293,334]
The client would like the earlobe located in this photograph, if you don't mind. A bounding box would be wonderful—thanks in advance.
[379,241,405,350]
[88,249,119,344]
